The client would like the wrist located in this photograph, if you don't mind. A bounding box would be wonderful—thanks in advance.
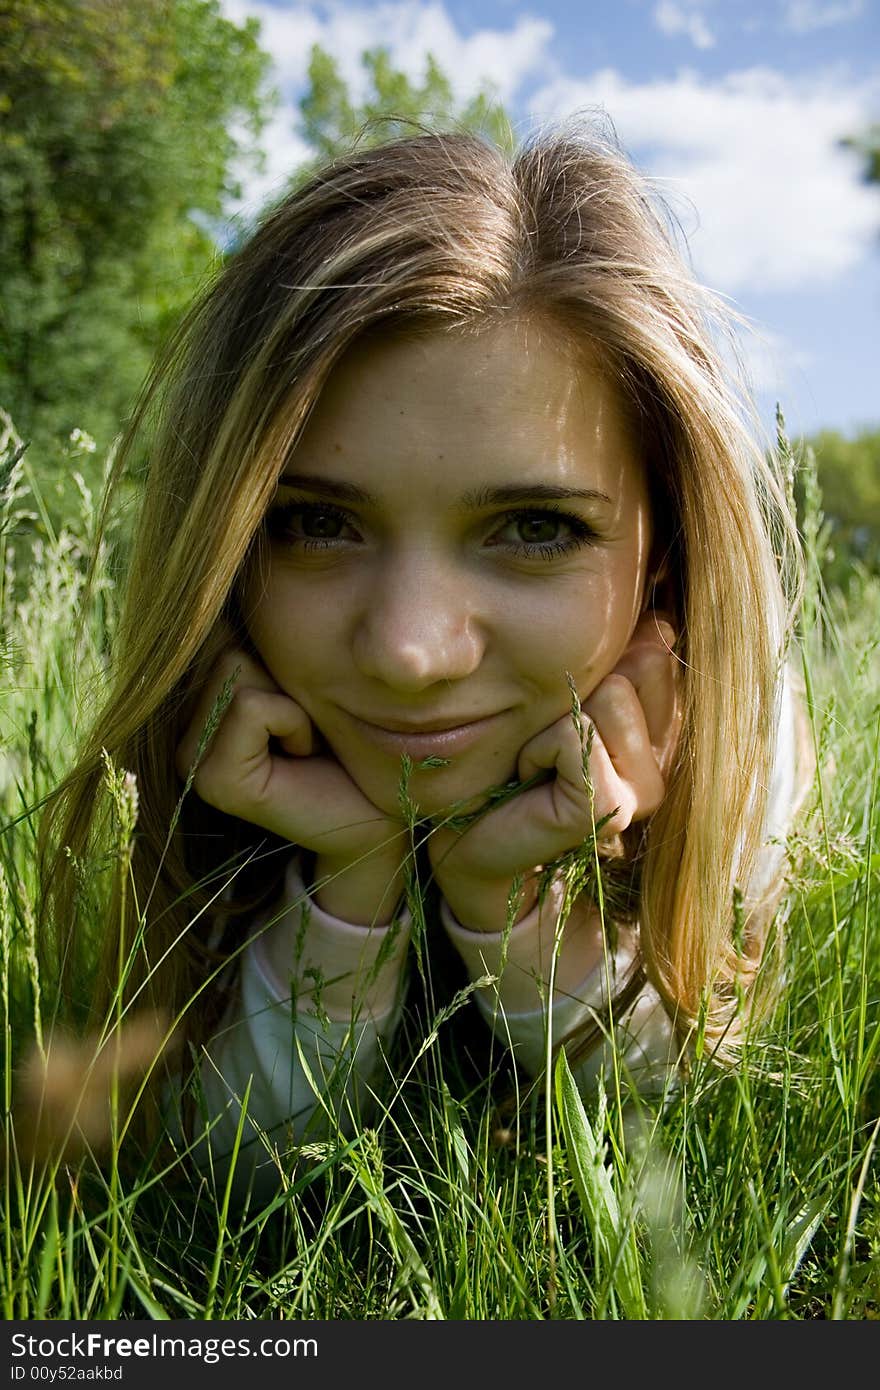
[433,866,540,933]
[258,855,411,1021]
[442,882,607,1012]
[311,848,407,926]
[427,820,543,932]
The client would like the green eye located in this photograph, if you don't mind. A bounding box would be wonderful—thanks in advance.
[515,515,562,544]
[489,507,597,560]
[301,509,344,538]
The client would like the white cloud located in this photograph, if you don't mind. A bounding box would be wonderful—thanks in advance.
[216,3,879,302]
[220,0,554,104]
[530,65,880,293]
[219,0,556,211]
[653,1,716,49]
[782,0,865,33]
[225,111,314,220]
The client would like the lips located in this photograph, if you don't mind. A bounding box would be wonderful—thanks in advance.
[345,709,505,758]
[355,714,494,734]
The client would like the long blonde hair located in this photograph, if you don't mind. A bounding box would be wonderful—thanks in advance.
[39,123,804,1079]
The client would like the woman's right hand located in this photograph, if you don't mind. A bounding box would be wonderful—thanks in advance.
[175,649,408,923]
[427,614,681,932]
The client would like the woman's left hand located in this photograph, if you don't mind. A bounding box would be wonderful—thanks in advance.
[427,615,682,931]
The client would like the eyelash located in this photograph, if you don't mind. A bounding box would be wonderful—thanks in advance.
[265,499,598,560]
[495,506,598,560]
[265,500,356,552]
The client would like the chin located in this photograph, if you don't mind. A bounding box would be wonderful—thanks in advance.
[374,762,517,824]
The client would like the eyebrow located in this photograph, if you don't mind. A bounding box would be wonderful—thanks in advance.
[463,483,613,508]
[278,473,374,504]
[278,472,613,508]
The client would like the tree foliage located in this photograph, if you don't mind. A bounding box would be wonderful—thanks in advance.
[801,426,880,584]
[0,13,519,467]
[294,43,515,184]
[842,123,880,185]
[0,0,274,454]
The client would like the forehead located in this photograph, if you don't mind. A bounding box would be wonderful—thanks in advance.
[291,317,647,503]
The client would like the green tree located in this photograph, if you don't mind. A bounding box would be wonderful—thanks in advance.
[0,0,274,456]
[800,426,880,585]
[842,123,880,185]
[294,43,515,184]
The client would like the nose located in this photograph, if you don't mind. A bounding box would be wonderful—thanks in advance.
[352,550,486,692]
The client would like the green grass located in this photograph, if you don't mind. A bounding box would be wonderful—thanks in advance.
[1,408,878,1321]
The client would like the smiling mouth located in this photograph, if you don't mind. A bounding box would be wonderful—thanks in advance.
[346,711,503,758]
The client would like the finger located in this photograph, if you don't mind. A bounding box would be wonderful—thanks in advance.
[517,711,628,839]
[176,684,311,785]
[194,687,310,785]
[466,714,625,864]
[521,714,639,837]
[583,674,665,820]
[586,726,639,834]
[176,650,312,778]
[517,710,589,792]
[275,709,317,759]
[265,754,395,847]
[609,615,681,768]
[176,650,265,775]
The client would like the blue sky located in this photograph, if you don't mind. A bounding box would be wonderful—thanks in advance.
[220,0,880,440]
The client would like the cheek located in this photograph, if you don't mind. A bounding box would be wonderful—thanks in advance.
[520,575,642,696]
[256,617,331,690]
[241,580,308,687]
[243,562,334,658]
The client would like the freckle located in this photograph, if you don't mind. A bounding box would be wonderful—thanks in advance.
[334,442,342,452]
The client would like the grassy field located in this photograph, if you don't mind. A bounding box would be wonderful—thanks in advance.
[1,408,878,1321]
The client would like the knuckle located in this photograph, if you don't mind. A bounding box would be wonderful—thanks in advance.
[592,781,636,835]
[642,766,667,815]
[611,792,638,833]
[590,672,635,709]
[190,752,223,796]
[616,642,674,695]
[635,640,673,679]
[230,685,268,722]
[603,671,636,697]
[191,761,245,818]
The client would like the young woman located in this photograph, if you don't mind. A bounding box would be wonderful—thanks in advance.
[38,124,812,1197]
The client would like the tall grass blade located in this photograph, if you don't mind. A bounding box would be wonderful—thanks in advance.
[554,1049,646,1319]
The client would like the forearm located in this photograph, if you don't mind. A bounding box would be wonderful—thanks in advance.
[189,856,411,1200]
[441,884,677,1091]
[431,864,540,934]
[195,950,404,1201]
[312,844,407,927]
[440,877,605,1012]
[260,854,410,1020]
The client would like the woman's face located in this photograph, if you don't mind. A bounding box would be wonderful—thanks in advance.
[242,318,653,818]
